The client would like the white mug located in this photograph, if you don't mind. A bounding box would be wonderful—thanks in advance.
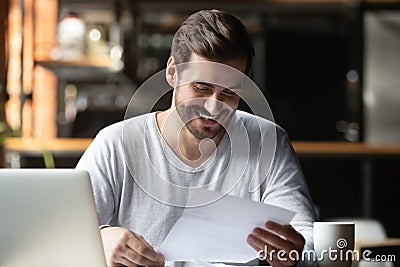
[314,222,355,267]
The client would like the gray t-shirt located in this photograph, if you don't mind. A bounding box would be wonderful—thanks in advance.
[76,110,317,255]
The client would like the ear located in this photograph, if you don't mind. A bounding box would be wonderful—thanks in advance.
[166,56,176,87]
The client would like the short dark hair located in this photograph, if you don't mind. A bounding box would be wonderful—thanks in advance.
[171,10,255,74]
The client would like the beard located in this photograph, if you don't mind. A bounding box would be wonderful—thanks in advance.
[175,101,232,140]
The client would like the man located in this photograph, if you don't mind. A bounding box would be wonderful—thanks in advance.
[77,9,317,267]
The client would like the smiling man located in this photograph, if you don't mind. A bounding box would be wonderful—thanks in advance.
[77,9,317,267]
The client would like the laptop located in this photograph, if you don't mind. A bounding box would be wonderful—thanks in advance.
[0,169,107,267]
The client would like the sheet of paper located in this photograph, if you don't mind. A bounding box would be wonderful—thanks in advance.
[158,189,296,263]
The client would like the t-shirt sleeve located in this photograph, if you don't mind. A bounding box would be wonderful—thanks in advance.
[76,129,119,226]
[262,127,318,263]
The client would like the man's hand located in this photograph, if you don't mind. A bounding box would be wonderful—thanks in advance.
[246,221,305,267]
[100,226,165,267]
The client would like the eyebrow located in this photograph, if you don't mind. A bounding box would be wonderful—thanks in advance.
[195,81,213,87]
[194,81,242,90]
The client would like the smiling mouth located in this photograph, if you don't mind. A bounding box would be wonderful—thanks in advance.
[198,113,218,121]
[195,111,221,124]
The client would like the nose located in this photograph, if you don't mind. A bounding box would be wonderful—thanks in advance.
[204,94,223,116]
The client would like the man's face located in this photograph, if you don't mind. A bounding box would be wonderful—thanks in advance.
[174,53,247,140]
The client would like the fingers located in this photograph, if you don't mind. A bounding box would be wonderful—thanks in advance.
[265,221,305,247]
[126,232,165,265]
[247,234,294,267]
[246,221,305,267]
[247,233,267,251]
[251,227,292,253]
[101,227,164,267]
[119,246,162,266]
[115,256,140,267]
[250,222,304,252]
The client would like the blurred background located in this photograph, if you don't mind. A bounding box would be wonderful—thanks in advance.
[0,0,399,247]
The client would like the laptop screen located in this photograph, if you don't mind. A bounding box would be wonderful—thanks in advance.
[0,169,106,267]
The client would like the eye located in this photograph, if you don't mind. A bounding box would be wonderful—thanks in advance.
[193,83,211,93]
[222,89,237,97]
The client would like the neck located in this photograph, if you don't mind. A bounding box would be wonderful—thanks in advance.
[156,108,224,167]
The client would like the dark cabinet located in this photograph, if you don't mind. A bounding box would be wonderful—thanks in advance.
[262,10,363,141]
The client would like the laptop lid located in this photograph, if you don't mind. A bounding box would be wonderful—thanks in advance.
[0,169,107,267]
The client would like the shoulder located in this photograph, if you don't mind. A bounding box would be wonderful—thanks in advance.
[89,113,153,152]
[78,113,153,170]
[235,111,294,161]
[96,113,151,139]
[235,110,288,140]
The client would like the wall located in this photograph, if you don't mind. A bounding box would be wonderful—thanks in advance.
[364,11,400,143]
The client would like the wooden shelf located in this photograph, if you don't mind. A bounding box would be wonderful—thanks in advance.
[364,0,400,3]
[292,141,400,157]
[137,0,353,3]
[35,56,122,81]
[3,138,93,155]
[5,138,400,157]
[35,56,116,69]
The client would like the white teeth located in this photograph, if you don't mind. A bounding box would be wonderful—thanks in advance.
[199,113,215,120]
[195,110,219,120]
